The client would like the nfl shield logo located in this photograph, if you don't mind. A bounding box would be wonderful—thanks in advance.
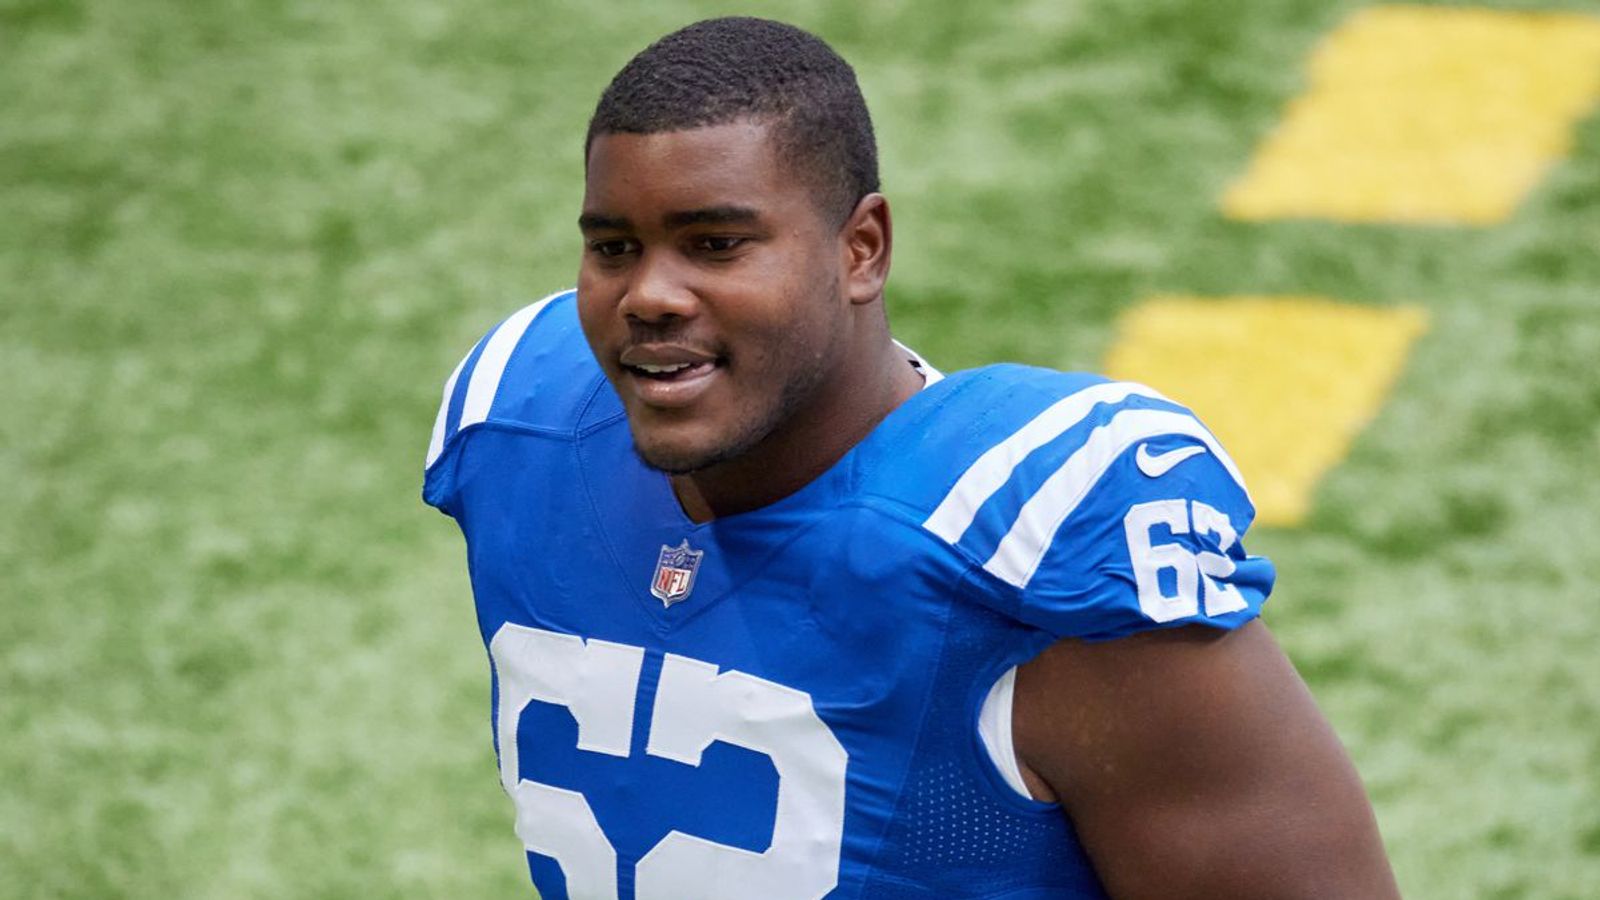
[650,540,704,607]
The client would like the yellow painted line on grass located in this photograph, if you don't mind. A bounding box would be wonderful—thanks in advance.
[1223,6,1600,225]
[1104,295,1428,527]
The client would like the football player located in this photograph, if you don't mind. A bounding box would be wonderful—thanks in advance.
[424,17,1398,899]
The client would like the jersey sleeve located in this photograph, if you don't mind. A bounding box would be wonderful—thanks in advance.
[922,374,1274,642]
[421,290,575,517]
[421,334,485,518]
[1011,431,1274,641]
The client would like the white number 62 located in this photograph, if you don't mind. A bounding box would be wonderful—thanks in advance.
[1122,499,1250,622]
[488,624,849,900]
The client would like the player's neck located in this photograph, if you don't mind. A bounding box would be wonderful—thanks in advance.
[670,338,923,523]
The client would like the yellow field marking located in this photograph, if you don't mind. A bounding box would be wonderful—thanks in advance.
[1223,6,1600,225]
[1104,295,1428,527]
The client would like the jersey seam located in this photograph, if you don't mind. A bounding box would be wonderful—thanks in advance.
[432,418,585,464]
[842,504,1066,891]
[427,292,611,476]
[850,492,1013,591]
[952,564,1069,817]
[572,423,669,632]
[856,529,961,896]
[575,376,627,437]
[851,501,1070,819]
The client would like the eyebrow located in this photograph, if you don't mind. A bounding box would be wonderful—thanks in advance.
[577,205,762,233]
[577,213,629,232]
[662,205,760,229]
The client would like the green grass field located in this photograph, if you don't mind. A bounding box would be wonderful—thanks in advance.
[5,0,1599,896]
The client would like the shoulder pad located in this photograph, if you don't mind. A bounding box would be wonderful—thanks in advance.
[423,290,602,508]
[873,365,1270,638]
[864,365,1181,528]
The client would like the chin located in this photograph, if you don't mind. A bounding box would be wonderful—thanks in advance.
[630,427,726,474]
[634,441,716,475]
[630,418,769,475]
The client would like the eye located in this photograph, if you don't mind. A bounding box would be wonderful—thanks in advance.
[587,238,637,259]
[696,235,747,254]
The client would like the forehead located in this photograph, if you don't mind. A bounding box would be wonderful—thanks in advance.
[583,121,812,218]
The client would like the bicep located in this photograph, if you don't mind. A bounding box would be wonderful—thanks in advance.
[1012,621,1398,899]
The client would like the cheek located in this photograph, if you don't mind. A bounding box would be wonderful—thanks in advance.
[727,298,838,407]
[756,257,841,342]
[575,273,602,312]
[777,271,846,357]
[575,282,615,337]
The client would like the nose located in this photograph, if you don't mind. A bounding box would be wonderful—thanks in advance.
[619,250,699,323]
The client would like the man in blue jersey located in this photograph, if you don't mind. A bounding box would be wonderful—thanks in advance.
[424,17,1398,898]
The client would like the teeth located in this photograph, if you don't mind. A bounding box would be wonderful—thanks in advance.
[634,362,692,374]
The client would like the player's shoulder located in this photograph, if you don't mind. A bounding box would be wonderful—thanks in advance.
[422,290,609,504]
[865,361,1240,526]
[860,362,1266,635]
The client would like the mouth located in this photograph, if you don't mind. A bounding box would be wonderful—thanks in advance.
[618,346,726,408]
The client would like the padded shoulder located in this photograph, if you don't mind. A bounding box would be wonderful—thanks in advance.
[868,364,1272,640]
[860,364,1163,521]
[422,290,603,511]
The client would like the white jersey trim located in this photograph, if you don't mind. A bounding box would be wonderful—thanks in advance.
[894,339,944,387]
[984,407,1247,589]
[424,350,472,470]
[457,291,564,432]
[977,666,1032,799]
[924,382,1171,545]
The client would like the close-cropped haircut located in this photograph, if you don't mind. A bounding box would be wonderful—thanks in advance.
[586,17,879,225]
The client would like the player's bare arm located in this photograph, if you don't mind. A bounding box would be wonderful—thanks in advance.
[1014,622,1401,898]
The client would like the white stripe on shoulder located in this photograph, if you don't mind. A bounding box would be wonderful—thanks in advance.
[924,381,1172,544]
[457,292,564,432]
[424,350,472,470]
[983,407,1248,589]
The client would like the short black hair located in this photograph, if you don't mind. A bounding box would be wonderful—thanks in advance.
[586,17,879,224]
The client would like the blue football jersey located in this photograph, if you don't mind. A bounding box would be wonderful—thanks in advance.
[423,290,1275,899]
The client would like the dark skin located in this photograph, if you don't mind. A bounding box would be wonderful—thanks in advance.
[579,120,1400,897]
[1014,622,1400,898]
[577,121,920,521]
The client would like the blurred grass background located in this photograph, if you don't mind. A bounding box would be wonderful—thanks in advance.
[4,0,1598,896]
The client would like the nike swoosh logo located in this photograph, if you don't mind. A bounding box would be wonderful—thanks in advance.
[1135,443,1208,478]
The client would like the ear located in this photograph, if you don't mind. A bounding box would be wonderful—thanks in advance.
[840,193,892,306]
